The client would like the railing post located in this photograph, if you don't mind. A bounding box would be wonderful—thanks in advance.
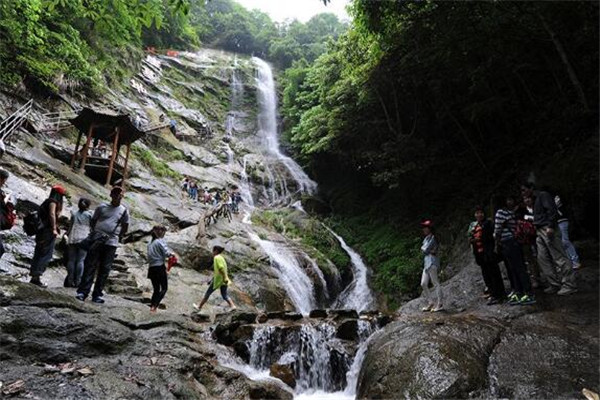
[78,124,95,173]
[105,127,120,186]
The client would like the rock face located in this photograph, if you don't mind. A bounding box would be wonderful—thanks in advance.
[0,276,292,400]
[357,255,600,399]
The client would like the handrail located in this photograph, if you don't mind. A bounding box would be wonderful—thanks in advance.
[0,99,33,141]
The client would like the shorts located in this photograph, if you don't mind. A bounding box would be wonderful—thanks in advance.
[202,281,230,302]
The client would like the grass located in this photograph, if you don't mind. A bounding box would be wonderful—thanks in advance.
[131,144,181,180]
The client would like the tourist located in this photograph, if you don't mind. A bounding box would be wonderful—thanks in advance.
[521,182,577,295]
[193,245,236,311]
[30,185,67,288]
[468,206,506,305]
[65,198,92,287]
[181,177,189,200]
[0,169,14,259]
[420,220,443,312]
[494,196,535,305]
[555,194,582,269]
[76,186,129,303]
[189,181,198,201]
[169,119,177,136]
[147,225,175,312]
[518,195,541,288]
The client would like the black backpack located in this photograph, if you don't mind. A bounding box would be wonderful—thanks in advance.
[23,210,41,236]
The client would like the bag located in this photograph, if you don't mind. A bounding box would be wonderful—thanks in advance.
[0,201,16,230]
[77,208,126,251]
[77,230,110,252]
[515,219,536,245]
[23,211,41,236]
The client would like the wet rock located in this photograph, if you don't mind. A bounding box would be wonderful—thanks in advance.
[357,315,503,399]
[309,309,328,318]
[266,311,303,321]
[270,363,296,388]
[376,314,394,328]
[248,382,293,400]
[336,319,359,341]
[257,313,268,323]
[190,313,211,323]
[488,312,599,399]
[214,311,257,326]
[233,341,250,363]
[329,309,359,320]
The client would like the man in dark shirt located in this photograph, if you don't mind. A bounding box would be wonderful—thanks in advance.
[521,183,576,295]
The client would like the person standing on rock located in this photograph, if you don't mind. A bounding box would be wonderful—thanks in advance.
[0,169,13,260]
[65,198,92,287]
[554,194,582,270]
[147,225,176,312]
[494,196,535,305]
[469,206,506,305]
[521,183,577,295]
[76,186,129,303]
[420,220,443,312]
[193,245,236,311]
[30,185,67,288]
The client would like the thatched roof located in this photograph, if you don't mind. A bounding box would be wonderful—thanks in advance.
[69,107,145,146]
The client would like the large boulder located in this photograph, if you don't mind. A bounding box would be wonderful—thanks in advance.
[270,363,296,388]
[488,312,599,399]
[357,314,503,399]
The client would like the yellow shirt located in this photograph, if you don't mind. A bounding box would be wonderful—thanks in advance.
[212,254,230,289]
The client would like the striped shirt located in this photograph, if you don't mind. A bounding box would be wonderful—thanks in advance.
[494,209,516,242]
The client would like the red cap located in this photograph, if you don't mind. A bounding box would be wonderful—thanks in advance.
[52,185,67,196]
[420,220,434,228]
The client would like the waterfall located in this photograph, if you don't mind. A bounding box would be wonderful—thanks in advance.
[329,230,375,312]
[249,232,316,315]
[224,142,234,164]
[253,57,317,198]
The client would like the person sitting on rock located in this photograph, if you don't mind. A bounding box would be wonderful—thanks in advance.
[468,206,506,305]
[193,245,236,311]
[65,198,92,288]
[147,225,175,313]
[76,186,129,304]
[420,220,443,312]
[30,185,67,288]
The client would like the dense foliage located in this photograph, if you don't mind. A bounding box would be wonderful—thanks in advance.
[280,1,598,303]
[0,0,345,95]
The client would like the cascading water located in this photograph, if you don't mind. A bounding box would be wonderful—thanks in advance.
[253,57,317,199]
[329,230,376,312]
[248,232,316,315]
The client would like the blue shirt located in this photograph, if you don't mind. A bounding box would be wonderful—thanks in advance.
[421,234,440,270]
[147,238,173,267]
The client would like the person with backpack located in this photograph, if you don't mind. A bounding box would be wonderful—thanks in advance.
[420,220,443,312]
[30,185,67,287]
[555,194,582,269]
[147,225,176,312]
[494,195,535,305]
[518,195,541,288]
[76,186,129,303]
[0,169,15,259]
[521,182,577,295]
[65,198,92,287]
[193,245,236,311]
[469,206,506,305]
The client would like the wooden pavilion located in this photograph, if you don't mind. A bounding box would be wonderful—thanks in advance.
[69,108,144,187]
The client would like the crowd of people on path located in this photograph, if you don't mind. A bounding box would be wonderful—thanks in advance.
[0,170,236,313]
[181,177,243,218]
[419,181,583,312]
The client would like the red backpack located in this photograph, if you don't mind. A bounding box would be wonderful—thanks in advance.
[515,219,536,245]
[0,201,16,230]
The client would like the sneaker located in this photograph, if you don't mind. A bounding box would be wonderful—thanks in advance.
[543,286,560,294]
[193,303,201,310]
[557,287,578,296]
[487,297,501,305]
[92,297,105,304]
[75,293,85,301]
[507,294,520,306]
[431,305,444,312]
[519,294,537,305]
[30,278,47,288]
